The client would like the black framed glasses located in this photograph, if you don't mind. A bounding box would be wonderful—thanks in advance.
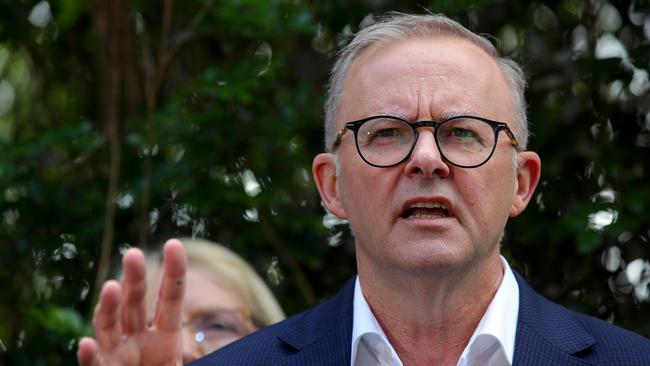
[332,115,520,168]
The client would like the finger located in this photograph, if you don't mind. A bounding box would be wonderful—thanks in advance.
[93,280,123,351]
[120,248,148,334]
[77,337,99,366]
[154,239,186,331]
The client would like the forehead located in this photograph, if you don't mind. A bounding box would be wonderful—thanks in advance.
[145,265,247,319]
[339,37,514,123]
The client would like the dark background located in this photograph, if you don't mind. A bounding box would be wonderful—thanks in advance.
[0,0,649,364]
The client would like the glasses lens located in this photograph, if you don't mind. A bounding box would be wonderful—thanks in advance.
[356,117,414,166]
[437,117,496,167]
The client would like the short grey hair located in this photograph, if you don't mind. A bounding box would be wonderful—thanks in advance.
[324,13,529,152]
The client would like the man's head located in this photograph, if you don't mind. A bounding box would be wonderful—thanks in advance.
[312,13,541,278]
[324,13,529,152]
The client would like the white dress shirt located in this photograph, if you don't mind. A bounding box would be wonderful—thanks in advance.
[350,257,519,366]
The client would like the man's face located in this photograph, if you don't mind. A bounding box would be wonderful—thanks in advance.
[314,37,539,276]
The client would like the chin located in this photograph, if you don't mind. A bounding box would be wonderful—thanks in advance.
[392,244,475,275]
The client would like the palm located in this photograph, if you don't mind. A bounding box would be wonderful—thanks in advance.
[95,330,181,366]
[78,240,186,366]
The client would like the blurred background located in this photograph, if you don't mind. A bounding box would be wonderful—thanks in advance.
[0,0,649,364]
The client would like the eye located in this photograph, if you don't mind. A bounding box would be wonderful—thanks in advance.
[373,128,399,138]
[192,311,254,336]
[204,321,231,332]
[358,118,412,146]
[451,128,479,140]
[439,120,488,146]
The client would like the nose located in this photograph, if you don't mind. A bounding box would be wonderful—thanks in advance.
[181,327,203,364]
[403,128,450,178]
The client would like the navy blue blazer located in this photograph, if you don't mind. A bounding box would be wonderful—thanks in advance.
[191,273,650,365]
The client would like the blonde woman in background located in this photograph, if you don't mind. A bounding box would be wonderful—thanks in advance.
[143,238,285,364]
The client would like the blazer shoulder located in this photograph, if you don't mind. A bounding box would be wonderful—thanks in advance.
[189,309,309,366]
[189,277,356,366]
[571,308,650,361]
[514,271,650,366]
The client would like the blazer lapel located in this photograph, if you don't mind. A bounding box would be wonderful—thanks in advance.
[513,272,596,366]
[277,277,355,366]
[270,272,602,366]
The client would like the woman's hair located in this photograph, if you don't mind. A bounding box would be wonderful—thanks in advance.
[146,238,285,328]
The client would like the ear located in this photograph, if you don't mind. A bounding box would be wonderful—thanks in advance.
[312,153,348,219]
[510,151,541,218]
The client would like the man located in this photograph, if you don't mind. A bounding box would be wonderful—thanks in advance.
[78,13,650,366]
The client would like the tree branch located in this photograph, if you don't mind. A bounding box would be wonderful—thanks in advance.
[138,0,173,246]
[137,0,215,245]
[93,0,125,304]
[259,211,317,306]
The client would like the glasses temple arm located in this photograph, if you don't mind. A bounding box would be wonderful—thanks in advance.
[502,128,520,149]
[333,126,348,148]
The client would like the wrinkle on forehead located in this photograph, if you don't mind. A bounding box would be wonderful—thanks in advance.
[339,37,514,124]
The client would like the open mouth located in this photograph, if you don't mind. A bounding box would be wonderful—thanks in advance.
[401,202,450,219]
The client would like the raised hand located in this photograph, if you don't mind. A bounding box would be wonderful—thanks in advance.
[77,239,187,366]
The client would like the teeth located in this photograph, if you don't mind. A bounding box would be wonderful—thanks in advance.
[409,202,447,210]
[402,201,450,219]
[409,212,447,219]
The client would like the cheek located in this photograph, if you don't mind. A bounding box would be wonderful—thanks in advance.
[457,165,516,223]
[339,167,396,224]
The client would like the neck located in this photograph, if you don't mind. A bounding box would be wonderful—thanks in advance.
[356,251,504,366]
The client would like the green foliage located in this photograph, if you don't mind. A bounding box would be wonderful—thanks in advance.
[0,0,649,364]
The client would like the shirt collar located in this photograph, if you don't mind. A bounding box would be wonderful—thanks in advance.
[458,256,519,365]
[351,275,402,366]
[350,257,519,366]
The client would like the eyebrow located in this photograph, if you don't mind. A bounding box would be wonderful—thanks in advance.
[365,111,410,120]
[368,110,483,121]
[190,307,246,317]
[438,110,482,120]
